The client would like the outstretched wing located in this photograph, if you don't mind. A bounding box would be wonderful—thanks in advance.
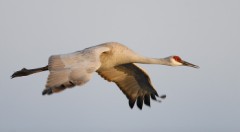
[43,46,110,95]
[97,63,165,109]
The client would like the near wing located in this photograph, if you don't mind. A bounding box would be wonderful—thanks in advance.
[97,63,164,109]
[43,46,110,95]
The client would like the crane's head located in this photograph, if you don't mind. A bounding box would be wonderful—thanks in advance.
[167,55,199,68]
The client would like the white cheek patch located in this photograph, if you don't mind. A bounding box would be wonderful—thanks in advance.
[171,58,182,66]
[174,61,182,66]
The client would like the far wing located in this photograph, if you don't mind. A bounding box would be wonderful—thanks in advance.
[97,63,165,109]
[43,46,110,95]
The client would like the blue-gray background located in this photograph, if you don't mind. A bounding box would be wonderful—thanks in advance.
[1,0,239,131]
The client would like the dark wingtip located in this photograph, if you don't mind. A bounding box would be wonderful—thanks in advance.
[129,100,135,109]
[137,97,143,110]
[160,94,166,99]
[144,95,151,107]
[151,94,157,100]
[128,94,165,109]
[42,90,47,95]
[42,88,53,95]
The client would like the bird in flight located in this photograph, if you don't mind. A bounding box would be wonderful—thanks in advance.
[12,42,199,109]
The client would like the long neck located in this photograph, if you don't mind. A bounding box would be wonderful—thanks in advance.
[132,55,171,66]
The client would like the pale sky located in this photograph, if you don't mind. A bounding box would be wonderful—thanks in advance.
[0,0,240,132]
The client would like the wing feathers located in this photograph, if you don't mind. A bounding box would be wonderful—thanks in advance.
[44,46,110,95]
[144,94,151,107]
[48,55,65,70]
[137,96,144,110]
[97,63,163,109]
[42,44,163,109]
[46,70,70,88]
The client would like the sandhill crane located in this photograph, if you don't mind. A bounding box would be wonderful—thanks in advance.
[11,42,199,109]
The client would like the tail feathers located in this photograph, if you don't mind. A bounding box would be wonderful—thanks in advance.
[11,66,48,78]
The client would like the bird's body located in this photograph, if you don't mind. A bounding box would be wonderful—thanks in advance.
[12,42,199,109]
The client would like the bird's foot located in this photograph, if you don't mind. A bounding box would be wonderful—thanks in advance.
[11,68,31,78]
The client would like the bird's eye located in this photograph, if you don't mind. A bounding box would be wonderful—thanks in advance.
[173,56,182,62]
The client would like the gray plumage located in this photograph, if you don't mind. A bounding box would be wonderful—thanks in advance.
[12,42,199,110]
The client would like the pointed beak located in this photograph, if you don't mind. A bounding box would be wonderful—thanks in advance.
[182,60,200,69]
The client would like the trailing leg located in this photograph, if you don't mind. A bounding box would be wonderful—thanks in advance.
[11,65,48,78]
